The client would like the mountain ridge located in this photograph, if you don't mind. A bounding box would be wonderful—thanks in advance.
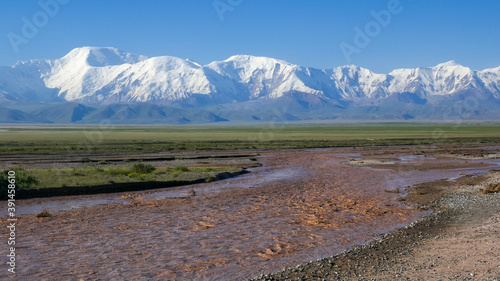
[0,47,499,124]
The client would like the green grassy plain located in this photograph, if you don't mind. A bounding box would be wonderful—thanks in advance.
[29,165,241,189]
[0,163,243,191]
[1,123,499,155]
[1,123,499,193]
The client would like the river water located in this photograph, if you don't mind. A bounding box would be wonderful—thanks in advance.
[8,148,500,280]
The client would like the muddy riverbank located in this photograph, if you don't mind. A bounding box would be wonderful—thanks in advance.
[250,170,500,280]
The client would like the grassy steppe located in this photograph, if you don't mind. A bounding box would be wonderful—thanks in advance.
[1,123,499,155]
[1,123,498,197]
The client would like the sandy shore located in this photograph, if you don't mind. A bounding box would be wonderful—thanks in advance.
[250,170,500,281]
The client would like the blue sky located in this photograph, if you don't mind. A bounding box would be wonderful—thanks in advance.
[1,0,499,73]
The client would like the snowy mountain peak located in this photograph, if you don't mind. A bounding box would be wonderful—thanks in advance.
[223,54,293,67]
[432,60,471,75]
[185,59,202,68]
[436,60,460,67]
[481,66,500,73]
[209,55,297,82]
[139,56,202,70]
[62,47,148,67]
[333,65,381,77]
[224,54,256,62]
[1,47,500,116]
[336,64,365,70]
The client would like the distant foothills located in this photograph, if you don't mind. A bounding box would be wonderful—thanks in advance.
[1,47,499,124]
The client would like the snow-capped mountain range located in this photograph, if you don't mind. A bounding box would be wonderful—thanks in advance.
[1,47,499,123]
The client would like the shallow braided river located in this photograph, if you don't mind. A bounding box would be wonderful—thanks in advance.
[2,147,499,280]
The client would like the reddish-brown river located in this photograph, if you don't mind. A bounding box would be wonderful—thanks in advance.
[3,148,499,280]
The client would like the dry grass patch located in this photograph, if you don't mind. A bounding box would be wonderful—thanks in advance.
[35,210,52,218]
[478,183,500,194]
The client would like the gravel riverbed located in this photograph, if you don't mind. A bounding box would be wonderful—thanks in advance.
[249,171,500,281]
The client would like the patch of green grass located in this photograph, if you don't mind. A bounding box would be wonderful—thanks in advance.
[106,167,130,176]
[171,171,181,179]
[0,168,38,191]
[6,164,242,189]
[173,165,189,172]
[80,157,92,163]
[130,163,156,174]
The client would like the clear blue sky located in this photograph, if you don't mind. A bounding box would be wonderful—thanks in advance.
[1,0,499,73]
